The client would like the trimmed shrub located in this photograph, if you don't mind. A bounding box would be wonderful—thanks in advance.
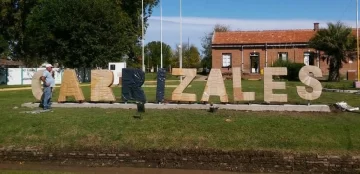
[271,59,305,81]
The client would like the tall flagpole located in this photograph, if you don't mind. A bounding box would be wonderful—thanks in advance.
[357,0,359,82]
[160,0,163,69]
[179,0,182,69]
[142,0,145,72]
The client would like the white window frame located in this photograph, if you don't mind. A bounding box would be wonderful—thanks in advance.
[222,53,231,67]
[278,52,288,61]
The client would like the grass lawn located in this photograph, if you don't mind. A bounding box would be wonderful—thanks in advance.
[0,79,360,155]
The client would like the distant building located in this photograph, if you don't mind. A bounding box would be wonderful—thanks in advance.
[211,23,357,80]
[0,58,24,68]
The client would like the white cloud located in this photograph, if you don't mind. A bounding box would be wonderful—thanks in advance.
[145,16,357,51]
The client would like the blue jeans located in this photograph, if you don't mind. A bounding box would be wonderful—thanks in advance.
[43,87,52,109]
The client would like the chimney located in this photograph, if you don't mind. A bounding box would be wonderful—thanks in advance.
[314,23,319,31]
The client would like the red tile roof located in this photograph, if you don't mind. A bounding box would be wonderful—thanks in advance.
[213,29,359,45]
[0,59,24,66]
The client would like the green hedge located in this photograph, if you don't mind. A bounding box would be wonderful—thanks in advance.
[271,59,305,81]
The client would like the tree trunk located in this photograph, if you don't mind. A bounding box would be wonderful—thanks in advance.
[328,61,340,82]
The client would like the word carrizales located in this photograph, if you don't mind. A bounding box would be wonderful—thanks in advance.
[31,66,323,103]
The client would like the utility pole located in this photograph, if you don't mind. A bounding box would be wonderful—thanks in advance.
[179,0,182,69]
[160,0,163,69]
[179,0,182,82]
[142,0,145,72]
[357,0,359,82]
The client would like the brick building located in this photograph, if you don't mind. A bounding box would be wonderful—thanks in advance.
[211,23,358,80]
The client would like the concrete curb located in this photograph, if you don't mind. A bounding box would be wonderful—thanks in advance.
[323,88,360,94]
[21,102,331,112]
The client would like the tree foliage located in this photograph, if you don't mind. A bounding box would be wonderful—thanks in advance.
[145,41,172,71]
[25,0,133,68]
[309,22,356,81]
[200,24,230,69]
[172,44,201,68]
[115,0,159,68]
[0,0,159,68]
[0,0,39,61]
[0,35,8,57]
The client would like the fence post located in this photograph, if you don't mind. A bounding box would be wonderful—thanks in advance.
[21,68,23,85]
[5,68,8,85]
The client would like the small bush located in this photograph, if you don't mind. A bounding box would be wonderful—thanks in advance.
[271,59,305,81]
[222,72,232,80]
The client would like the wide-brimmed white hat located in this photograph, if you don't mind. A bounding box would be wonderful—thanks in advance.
[45,64,53,68]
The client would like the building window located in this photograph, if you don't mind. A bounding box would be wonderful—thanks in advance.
[110,64,116,70]
[278,52,288,61]
[222,53,231,67]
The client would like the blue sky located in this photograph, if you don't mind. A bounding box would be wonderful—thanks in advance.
[145,0,358,51]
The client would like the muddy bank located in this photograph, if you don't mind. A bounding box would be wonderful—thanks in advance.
[0,148,359,173]
[0,163,239,174]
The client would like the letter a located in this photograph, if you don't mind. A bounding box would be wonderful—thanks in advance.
[297,65,323,100]
[91,70,116,102]
[58,69,85,102]
[201,69,228,103]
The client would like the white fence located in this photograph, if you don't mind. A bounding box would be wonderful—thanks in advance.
[0,68,91,85]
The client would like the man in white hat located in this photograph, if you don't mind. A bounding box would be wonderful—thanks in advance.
[41,64,55,110]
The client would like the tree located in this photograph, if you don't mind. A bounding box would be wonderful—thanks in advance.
[0,35,8,57]
[309,22,356,81]
[0,0,159,67]
[117,0,159,68]
[200,24,230,70]
[126,43,142,69]
[0,0,39,63]
[186,45,201,68]
[172,43,200,68]
[144,41,172,72]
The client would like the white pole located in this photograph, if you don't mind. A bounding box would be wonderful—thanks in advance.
[356,0,359,81]
[179,0,182,69]
[142,0,145,72]
[160,0,163,69]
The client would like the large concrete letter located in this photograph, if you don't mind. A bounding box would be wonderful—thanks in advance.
[156,68,166,102]
[90,70,115,102]
[58,69,85,102]
[297,65,323,100]
[201,69,228,103]
[31,70,45,101]
[264,67,287,103]
[121,68,146,103]
[172,68,196,102]
[232,67,255,101]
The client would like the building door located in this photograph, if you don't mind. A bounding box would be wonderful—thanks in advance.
[250,52,260,73]
[304,52,315,66]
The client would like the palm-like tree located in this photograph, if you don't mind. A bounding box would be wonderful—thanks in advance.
[309,21,357,81]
